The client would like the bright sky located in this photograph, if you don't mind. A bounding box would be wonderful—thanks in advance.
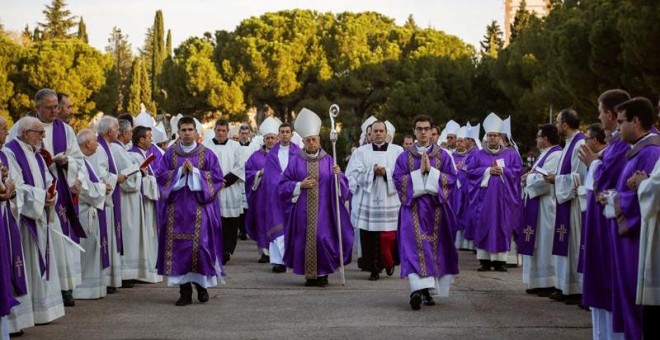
[1,0,503,52]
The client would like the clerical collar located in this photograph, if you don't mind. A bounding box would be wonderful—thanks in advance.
[280,144,290,149]
[454,149,467,156]
[415,143,431,153]
[305,149,320,158]
[631,132,652,148]
[372,142,388,152]
[212,138,228,145]
[240,140,250,146]
[181,141,198,153]
[487,145,501,153]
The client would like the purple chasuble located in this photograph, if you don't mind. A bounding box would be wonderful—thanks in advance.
[0,151,27,297]
[97,135,124,254]
[263,142,300,242]
[450,150,469,233]
[518,145,562,255]
[51,119,86,242]
[0,203,19,316]
[609,134,659,340]
[155,142,224,277]
[581,134,629,310]
[278,149,354,279]
[244,147,270,248]
[83,160,110,269]
[552,132,585,256]
[393,144,459,279]
[5,140,50,278]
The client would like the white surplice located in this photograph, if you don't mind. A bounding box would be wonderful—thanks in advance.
[203,139,244,218]
[637,159,660,305]
[553,132,587,295]
[522,146,561,289]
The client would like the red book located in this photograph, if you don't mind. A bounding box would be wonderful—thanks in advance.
[48,179,57,196]
[39,148,53,167]
[141,154,155,168]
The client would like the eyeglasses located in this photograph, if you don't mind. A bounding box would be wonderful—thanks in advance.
[27,129,46,136]
[414,127,431,132]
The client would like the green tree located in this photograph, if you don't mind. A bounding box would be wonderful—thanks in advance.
[480,20,504,58]
[510,0,532,42]
[140,56,156,113]
[151,10,166,107]
[39,0,77,39]
[21,25,33,45]
[0,32,20,124]
[126,57,142,114]
[105,27,133,113]
[166,29,172,59]
[77,17,88,43]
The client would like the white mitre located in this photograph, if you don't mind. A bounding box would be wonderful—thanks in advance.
[483,112,503,134]
[294,108,322,138]
[259,117,280,136]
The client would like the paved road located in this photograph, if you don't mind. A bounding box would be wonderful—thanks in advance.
[21,240,591,339]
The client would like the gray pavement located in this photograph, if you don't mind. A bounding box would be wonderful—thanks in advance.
[20,240,591,339]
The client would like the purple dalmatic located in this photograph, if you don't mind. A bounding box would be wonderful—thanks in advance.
[278,149,353,279]
[155,142,224,277]
[263,142,300,243]
[465,146,523,253]
[450,149,470,234]
[609,134,659,340]
[393,144,459,279]
[518,145,562,255]
[244,147,270,249]
[581,133,629,310]
[552,132,585,256]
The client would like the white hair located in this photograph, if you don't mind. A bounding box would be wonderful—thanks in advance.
[16,116,41,136]
[96,116,118,135]
[34,88,57,105]
[76,128,96,145]
[118,119,132,134]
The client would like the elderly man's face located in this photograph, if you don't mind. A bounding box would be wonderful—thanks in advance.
[22,121,46,148]
[106,121,120,142]
[264,134,278,149]
[36,94,59,124]
[303,135,320,153]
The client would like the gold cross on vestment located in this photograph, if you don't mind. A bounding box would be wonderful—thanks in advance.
[523,225,535,242]
[556,224,568,243]
[15,256,23,277]
[101,238,108,255]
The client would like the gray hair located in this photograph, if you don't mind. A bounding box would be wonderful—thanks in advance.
[118,119,132,134]
[96,116,118,135]
[77,128,96,145]
[34,88,57,106]
[16,116,41,136]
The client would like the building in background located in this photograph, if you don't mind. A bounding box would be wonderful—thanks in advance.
[504,0,551,43]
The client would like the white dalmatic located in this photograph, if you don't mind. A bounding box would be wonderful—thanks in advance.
[109,142,144,281]
[637,159,660,305]
[522,147,561,289]
[346,143,403,232]
[4,140,64,331]
[203,139,244,218]
[74,159,109,299]
[128,148,162,283]
[553,132,587,295]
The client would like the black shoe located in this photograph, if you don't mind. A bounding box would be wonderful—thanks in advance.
[368,272,380,281]
[304,278,318,287]
[258,254,270,263]
[272,264,286,273]
[525,288,542,295]
[239,232,248,241]
[62,290,75,307]
[386,267,395,276]
[121,280,135,288]
[9,330,24,337]
[317,276,328,287]
[564,294,582,305]
[422,289,436,306]
[549,291,567,302]
[222,252,231,265]
[506,263,518,268]
[493,261,508,272]
[106,286,117,294]
[477,260,491,272]
[193,283,209,303]
[409,291,422,310]
[175,283,193,306]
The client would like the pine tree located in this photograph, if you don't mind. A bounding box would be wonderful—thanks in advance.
[77,17,88,43]
[106,27,133,113]
[39,0,77,39]
[33,28,42,42]
[22,25,33,45]
[151,10,165,103]
[480,20,504,58]
[510,0,532,42]
[140,56,156,113]
[404,14,418,31]
[126,58,142,114]
[166,29,172,59]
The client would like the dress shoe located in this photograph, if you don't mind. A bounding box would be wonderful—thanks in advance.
[317,276,328,287]
[525,288,542,295]
[493,263,508,272]
[238,232,248,241]
[304,279,318,287]
[536,288,558,298]
[193,283,209,303]
[175,283,193,306]
[222,252,231,265]
[368,272,380,281]
[421,289,435,306]
[549,291,567,302]
[9,330,24,337]
[409,291,422,310]
[258,254,270,263]
[107,287,117,294]
[62,290,75,307]
[121,280,135,288]
[386,267,395,276]
[477,260,491,272]
[564,294,582,305]
[272,264,286,273]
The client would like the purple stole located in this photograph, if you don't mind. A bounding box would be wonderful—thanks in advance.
[51,120,86,242]
[97,136,124,254]
[518,145,562,255]
[84,160,110,269]
[0,151,27,295]
[552,133,584,256]
[5,140,49,278]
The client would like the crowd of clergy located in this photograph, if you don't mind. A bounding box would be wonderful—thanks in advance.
[0,87,658,340]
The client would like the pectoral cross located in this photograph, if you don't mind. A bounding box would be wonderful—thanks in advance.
[556,224,568,243]
[523,225,535,242]
[15,256,23,278]
[374,195,383,205]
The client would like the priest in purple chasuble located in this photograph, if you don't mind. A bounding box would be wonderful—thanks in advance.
[393,114,459,311]
[519,124,561,296]
[460,123,482,249]
[465,113,522,272]
[262,123,299,273]
[602,97,660,340]
[4,117,65,333]
[73,129,112,300]
[245,117,280,262]
[155,116,224,307]
[452,126,477,250]
[278,108,353,288]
